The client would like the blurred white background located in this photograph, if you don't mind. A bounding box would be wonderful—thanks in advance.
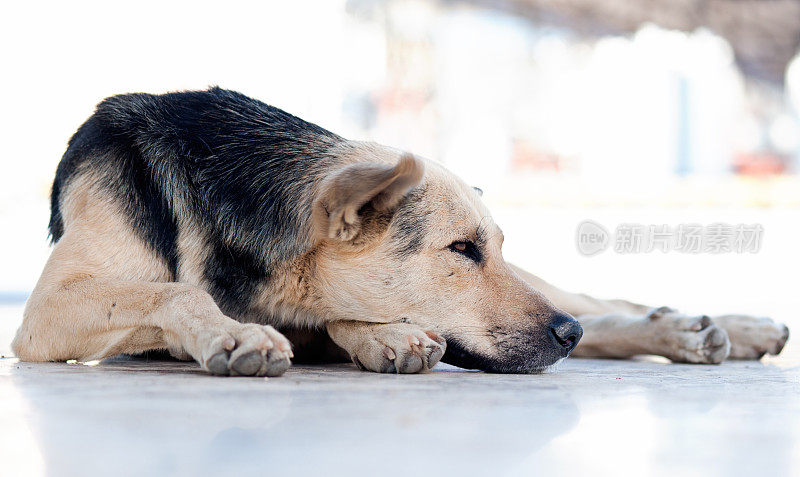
[1,0,799,351]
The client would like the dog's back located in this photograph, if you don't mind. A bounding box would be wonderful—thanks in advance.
[49,87,344,314]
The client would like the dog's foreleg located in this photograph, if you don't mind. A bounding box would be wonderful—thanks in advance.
[326,321,446,373]
[13,276,293,376]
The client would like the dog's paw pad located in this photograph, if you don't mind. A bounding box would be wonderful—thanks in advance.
[231,350,264,376]
[696,324,730,363]
[350,324,447,374]
[264,353,292,377]
[205,352,230,375]
[397,353,424,373]
[199,324,292,377]
[425,331,446,365]
[392,329,446,373]
[650,312,731,364]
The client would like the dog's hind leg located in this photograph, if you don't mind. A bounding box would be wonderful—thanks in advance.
[509,263,788,363]
[12,234,293,377]
[326,321,446,373]
[508,264,729,362]
[566,308,731,363]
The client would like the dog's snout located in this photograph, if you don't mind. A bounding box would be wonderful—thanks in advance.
[548,313,583,353]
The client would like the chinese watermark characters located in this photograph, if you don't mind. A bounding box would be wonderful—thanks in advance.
[576,220,762,256]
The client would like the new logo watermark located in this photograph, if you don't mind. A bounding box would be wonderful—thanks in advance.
[576,221,763,256]
[575,220,610,256]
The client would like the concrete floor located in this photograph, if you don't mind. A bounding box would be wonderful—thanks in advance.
[1,349,799,477]
[2,205,799,476]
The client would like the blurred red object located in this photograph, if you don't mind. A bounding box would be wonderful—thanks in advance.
[733,152,787,176]
[511,139,574,173]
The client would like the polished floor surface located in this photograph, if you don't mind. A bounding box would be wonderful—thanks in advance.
[1,346,798,477]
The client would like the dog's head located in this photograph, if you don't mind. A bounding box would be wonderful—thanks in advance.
[311,147,582,372]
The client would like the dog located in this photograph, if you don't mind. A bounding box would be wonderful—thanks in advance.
[12,88,790,376]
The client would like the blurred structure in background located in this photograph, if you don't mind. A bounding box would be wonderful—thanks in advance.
[1,0,799,316]
[341,0,800,202]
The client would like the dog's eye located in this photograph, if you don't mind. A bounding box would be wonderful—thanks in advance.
[448,240,482,263]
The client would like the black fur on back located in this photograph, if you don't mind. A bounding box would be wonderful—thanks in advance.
[50,87,345,315]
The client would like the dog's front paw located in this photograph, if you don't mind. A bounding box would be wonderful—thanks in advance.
[712,315,789,359]
[198,323,293,377]
[648,308,730,364]
[349,324,446,374]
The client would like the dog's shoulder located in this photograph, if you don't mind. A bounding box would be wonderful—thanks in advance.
[50,88,353,315]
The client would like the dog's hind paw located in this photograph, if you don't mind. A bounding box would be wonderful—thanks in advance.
[348,324,446,374]
[711,315,789,359]
[647,310,730,364]
[199,323,293,377]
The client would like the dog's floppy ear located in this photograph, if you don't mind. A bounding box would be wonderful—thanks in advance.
[313,154,424,241]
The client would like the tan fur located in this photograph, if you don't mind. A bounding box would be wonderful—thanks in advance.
[176,221,211,288]
[326,321,446,373]
[712,314,789,359]
[310,161,536,334]
[13,144,789,374]
[511,265,788,364]
[12,176,292,376]
[296,158,568,371]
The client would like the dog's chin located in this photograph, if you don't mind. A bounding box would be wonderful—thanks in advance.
[441,338,565,374]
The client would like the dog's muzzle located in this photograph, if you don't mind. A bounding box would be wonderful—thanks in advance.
[547,313,583,355]
[441,313,583,373]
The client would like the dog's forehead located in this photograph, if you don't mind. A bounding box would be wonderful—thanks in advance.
[421,161,492,227]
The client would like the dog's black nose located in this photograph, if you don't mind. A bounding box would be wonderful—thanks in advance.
[548,313,583,353]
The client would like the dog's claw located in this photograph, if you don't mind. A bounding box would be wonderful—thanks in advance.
[647,310,730,364]
[199,324,292,377]
[348,324,446,374]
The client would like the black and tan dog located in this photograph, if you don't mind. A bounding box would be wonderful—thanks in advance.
[12,88,789,376]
